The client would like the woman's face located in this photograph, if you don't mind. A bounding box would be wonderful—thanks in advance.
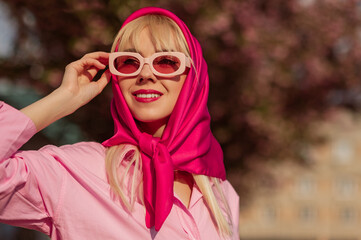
[117,28,188,136]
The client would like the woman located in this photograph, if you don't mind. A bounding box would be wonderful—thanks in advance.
[0,7,239,240]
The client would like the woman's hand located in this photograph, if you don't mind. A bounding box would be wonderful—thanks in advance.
[21,52,111,131]
[60,52,110,107]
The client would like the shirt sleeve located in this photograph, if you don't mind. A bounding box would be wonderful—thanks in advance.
[0,101,61,235]
[0,101,37,160]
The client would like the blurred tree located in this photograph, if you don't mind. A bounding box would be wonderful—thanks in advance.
[1,0,361,238]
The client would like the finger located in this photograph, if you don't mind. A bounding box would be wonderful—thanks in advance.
[87,67,100,79]
[83,51,110,58]
[71,58,106,75]
[95,69,110,91]
[77,52,109,69]
[82,58,106,70]
[82,52,110,64]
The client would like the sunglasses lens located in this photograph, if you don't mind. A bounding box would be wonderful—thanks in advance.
[114,56,140,74]
[153,55,181,74]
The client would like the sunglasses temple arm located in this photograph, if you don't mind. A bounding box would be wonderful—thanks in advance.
[92,65,109,81]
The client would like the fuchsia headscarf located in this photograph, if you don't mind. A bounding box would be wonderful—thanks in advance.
[102,7,226,231]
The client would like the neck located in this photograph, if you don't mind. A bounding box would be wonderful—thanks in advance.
[174,171,194,208]
[137,117,169,138]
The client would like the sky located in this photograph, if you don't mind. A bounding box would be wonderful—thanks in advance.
[0,1,16,58]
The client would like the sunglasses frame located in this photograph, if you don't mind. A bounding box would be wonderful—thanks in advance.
[109,51,191,77]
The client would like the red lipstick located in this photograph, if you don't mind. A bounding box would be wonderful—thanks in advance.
[132,89,163,103]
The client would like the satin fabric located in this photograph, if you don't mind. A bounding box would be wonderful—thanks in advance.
[102,7,226,231]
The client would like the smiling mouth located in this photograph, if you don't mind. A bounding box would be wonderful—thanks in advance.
[135,93,161,99]
[132,90,163,103]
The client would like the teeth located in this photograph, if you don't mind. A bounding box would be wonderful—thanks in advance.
[136,94,161,98]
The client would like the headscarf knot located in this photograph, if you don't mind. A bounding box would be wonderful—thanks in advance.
[138,132,174,230]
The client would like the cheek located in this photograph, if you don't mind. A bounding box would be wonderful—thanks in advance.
[174,75,187,97]
[118,83,126,95]
[118,79,131,96]
[166,78,186,111]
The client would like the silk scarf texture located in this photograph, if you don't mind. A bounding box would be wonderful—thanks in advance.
[102,7,226,231]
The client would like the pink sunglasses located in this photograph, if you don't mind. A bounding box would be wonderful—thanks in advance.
[109,52,191,77]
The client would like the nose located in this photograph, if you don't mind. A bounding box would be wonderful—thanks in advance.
[138,63,156,83]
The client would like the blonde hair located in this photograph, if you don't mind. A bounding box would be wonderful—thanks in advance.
[111,15,189,55]
[106,14,233,237]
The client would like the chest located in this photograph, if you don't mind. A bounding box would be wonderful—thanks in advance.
[52,173,221,240]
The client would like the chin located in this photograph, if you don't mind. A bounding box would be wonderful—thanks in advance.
[132,109,170,122]
[133,112,170,124]
[134,115,167,123]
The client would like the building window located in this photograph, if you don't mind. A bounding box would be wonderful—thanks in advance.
[298,206,317,223]
[332,139,354,165]
[334,177,357,199]
[339,207,358,224]
[296,177,316,197]
[262,206,277,223]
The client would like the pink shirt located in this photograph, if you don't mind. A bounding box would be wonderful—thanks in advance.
[0,102,240,240]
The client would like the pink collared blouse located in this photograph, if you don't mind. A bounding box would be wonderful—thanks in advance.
[0,102,240,240]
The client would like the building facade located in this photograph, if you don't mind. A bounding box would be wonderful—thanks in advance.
[239,111,361,240]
